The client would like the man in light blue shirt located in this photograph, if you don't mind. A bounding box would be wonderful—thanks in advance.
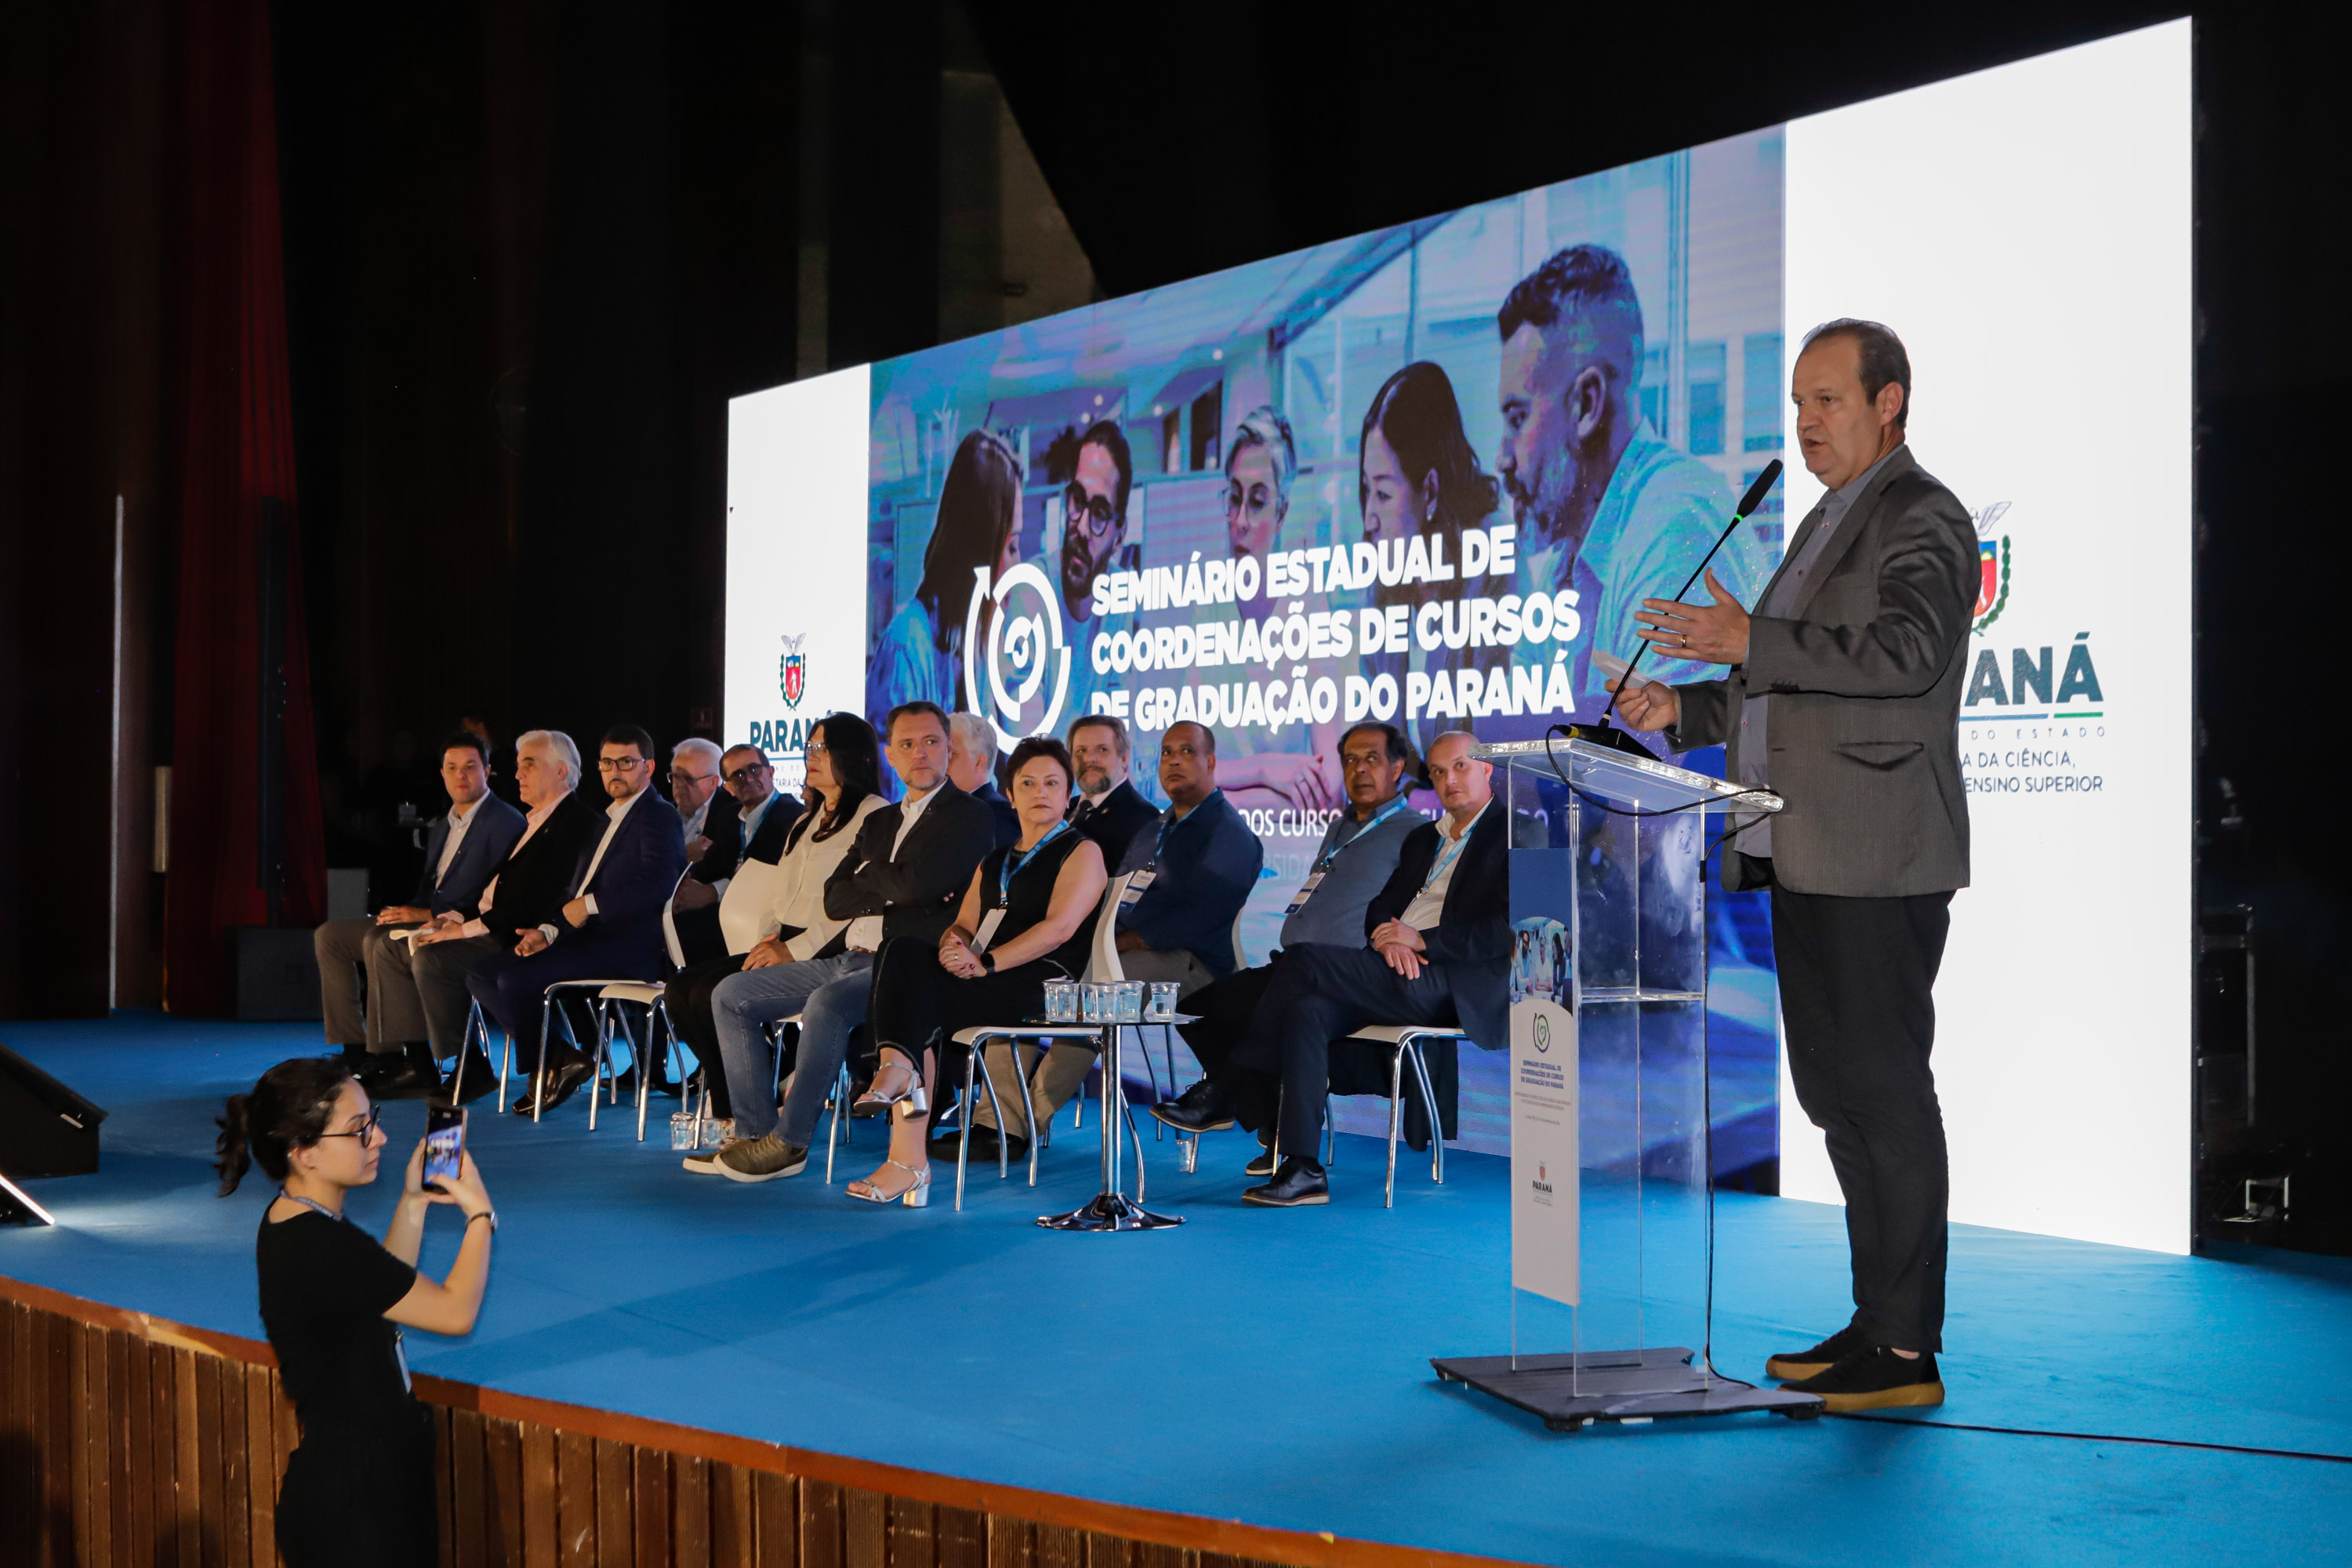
[1491,245,1771,742]
[1151,721,1422,1156]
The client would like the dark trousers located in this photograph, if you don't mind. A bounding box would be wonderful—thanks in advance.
[664,952,747,1116]
[866,937,1049,1134]
[468,927,666,1073]
[1179,961,1279,1133]
[1226,942,1466,1161]
[1766,860,1953,1353]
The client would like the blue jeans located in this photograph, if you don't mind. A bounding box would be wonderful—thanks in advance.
[707,951,874,1142]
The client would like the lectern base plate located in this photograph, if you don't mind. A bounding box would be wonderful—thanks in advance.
[1432,1348,1824,1431]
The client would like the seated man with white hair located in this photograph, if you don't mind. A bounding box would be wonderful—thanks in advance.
[408,729,608,1097]
[946,710,1019,848]
[670,740,802,967]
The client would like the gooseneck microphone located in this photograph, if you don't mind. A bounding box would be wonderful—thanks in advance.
[1563,457,1784,757]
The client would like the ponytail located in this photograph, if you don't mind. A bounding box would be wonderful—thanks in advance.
[213,1094,256,1195]
[214,1058,354,1196]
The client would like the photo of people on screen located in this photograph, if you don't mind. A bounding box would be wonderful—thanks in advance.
[866,427,1024,740]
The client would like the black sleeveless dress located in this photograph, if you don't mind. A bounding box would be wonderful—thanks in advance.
[869,826,1094,1060]
[256,1207,436,1566]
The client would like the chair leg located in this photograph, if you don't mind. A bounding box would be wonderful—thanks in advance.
[1325,1094,1336,1168]
[1008,1041,1041,1188]
[637,1000,668,1142]
[1406,1042,1446,1185]
[973,1046,1011,1181]
[498,1023,512,1105]
[1385,1044,1407,1208]
[588,1000,606,1132]
[454,1002,478,1105]
[825,1063,851,1184]
[532,996,555,1123]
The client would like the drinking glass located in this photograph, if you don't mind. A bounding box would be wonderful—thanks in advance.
[1044,978,1078,1022]
[1116,981,1145,1022]
[1146,981,1180,1022]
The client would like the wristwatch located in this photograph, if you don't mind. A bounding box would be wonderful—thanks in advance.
[465,1208,499,1233]
[980,949,996,972]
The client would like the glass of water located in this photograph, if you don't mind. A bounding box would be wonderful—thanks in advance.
[1116,981,1145,1022]
[1146,981,1180,1022]
[1044,978,1078,1022]
[1081,982,1112,1023]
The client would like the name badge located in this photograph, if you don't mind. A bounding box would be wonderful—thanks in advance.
[1284,873,1325,916]
[971,909,1007,955]
[1120,868,1156,908]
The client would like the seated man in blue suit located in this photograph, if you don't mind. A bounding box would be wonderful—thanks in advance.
[315,731,527,1098]
[968,720,1261,1155]
[469,724,688,1113]
[1213,728,1508,1207]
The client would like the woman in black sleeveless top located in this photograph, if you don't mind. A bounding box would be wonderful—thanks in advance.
[215,1058,498,1566]
[851,736,1107,1205]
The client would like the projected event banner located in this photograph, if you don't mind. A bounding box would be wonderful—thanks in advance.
[728,22,2191,1253]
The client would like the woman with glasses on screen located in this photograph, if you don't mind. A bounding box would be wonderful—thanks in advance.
[216,1058,496,1566]
[866,427,1024,732]
[843,736,1106,1207]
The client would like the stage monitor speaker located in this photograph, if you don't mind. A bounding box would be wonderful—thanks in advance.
[0,1040,107,1177]
[235,925,323,1021]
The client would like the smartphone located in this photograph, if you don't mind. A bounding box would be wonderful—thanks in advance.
[423,1103,466,1192]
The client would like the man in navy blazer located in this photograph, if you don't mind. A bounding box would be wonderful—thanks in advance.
[1220,729,1509,1206]
[317,732,526,1097]
[470,724,688,1112]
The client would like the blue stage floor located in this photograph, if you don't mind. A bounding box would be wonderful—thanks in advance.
[4,1014,2350,1568]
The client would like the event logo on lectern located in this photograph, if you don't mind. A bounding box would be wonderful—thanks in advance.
[963,562,1073,753]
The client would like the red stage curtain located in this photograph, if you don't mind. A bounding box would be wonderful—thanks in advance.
[162,0,327,1014]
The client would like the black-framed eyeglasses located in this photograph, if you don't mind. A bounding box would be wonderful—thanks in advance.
[598,757,647,772]
[1064,483,1120,537]
[724,764,771,783]
[316,1107,383,1142]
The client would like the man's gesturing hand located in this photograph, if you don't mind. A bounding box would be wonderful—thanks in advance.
[1632,568,1750,666]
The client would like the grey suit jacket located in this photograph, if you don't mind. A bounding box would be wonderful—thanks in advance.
[1666,444,1976,897]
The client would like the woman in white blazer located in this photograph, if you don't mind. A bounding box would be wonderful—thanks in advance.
[664,715,884,1120]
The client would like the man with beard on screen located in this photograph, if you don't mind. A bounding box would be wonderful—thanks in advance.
[1049,419,1138,760]
[1495,244,1770,728]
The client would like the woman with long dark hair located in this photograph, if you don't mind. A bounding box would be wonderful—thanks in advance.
[676,713,887,1160]
[1358,362,1502,749]
[866,428,1025,729]
[216,1058,494,1567]
[845,736,1107,1206]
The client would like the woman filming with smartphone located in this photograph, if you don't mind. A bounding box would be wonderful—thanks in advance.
[215,1058,496,1566]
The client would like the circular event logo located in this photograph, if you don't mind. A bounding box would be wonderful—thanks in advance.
[962,562,1073,753]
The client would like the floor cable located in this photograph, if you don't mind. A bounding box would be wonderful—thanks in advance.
[1826,1412,2352,1465]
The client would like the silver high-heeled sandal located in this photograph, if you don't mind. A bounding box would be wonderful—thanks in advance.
[851,1059,929,1120]
[845,1158,930,1208]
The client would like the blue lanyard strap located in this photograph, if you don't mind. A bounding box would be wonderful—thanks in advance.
[1420,810,1479,894]
[997,821,1070,905]
[278,1189,344,1223]
[1316,797,1413,873]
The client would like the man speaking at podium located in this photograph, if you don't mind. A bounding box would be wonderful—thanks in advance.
[1608,320,1976,1412]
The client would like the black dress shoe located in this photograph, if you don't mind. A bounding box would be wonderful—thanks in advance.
[930,1127,1029,1161]
[510,1056,595,1114]
[1781,1347,1944,1412]
[446,1047,499,1103]
[1242,1157,1329,1207]
[1149,1080,1236,1134]
[371,1056,444,1101]
[1766,1323,1871,1381]
[352,1051,402,1086]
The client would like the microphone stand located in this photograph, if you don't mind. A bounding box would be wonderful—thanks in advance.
[1562,459,1784,758]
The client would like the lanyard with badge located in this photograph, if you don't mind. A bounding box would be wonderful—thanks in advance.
[1284,797,1414,916]
[1119,811,1179,909]
[1417,810,1479,902]
[972,821,1069,953]
[279,1189,412,1392]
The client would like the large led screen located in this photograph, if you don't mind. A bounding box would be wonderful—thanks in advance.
[726,19,2192,1251]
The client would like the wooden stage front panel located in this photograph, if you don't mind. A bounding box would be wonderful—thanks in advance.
[2,1276,1516,1568]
